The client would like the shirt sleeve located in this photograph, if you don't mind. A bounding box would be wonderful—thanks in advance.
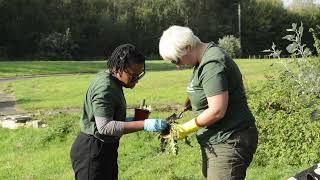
[91,83,115,118]
[95,116,124,136]
[199,61,228,97]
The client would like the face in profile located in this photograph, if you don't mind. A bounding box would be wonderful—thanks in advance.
[117,63,145,88]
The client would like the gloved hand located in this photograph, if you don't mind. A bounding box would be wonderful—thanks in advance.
[183,97,192,111]
[144,119,168,132]
[125,117,135,122]
[164,118,200,140]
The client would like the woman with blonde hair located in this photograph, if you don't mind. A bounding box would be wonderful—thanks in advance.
[159,26,258,180]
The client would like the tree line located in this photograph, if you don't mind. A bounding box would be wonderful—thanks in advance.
[0,0,319,60]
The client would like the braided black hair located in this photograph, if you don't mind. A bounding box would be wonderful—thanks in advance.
[107,43,145,73]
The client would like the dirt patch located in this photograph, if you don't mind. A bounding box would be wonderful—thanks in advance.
[35,108,81,116]
[145,104,182,112]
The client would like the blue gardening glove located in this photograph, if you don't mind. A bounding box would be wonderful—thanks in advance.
[125,117,135,122]
[144,119,168,132]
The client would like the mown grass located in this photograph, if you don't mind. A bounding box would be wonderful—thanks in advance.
[0,59,282,111]
[0,59,282,78]
[0,60,178,78]
[0,117,307,180]
[0,60,305,179]
[0,61,104,78]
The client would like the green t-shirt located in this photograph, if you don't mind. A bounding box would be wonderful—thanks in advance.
[187,43,255,145]
[80,71,126,141]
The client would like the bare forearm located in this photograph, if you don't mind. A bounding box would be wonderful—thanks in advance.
[123,121,145,134]
[196,92,228,127]
[196,108,225,127]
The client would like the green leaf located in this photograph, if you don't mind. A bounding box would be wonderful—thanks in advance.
[298,25,304,35]
[309,28,314,33]
[282,35,295,41]
[286,43,298,53]
[270,52,279,58]
[303,48,312,57]
[292,23,297,31]
[275,50,282,56]
[262,49,272,53]
[272,42,277,50]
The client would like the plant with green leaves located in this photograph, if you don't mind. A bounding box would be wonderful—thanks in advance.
[218,35,241,58]
[40,114,78,143]
[263,22,320,95]
[309,25,320,56]
[253,22,320,166]
[38,28,78,60]
[158,113,192,155]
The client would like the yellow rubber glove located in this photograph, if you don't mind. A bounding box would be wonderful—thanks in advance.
[174,118,200,140]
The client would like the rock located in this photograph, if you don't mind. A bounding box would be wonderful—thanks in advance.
[1,120,25,129]
[26,120,43,128]
[0,115,45,129]
[3,115,31,123]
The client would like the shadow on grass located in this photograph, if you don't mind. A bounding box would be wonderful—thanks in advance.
[0,101,15,108]
[16,98,41,105]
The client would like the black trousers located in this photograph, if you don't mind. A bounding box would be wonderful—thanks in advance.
[70,132,119,180]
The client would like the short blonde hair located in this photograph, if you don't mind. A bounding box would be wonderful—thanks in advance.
[159,25,201,61]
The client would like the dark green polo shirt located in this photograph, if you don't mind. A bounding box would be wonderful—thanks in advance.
[80,71,126,140]
[187,43,255,145]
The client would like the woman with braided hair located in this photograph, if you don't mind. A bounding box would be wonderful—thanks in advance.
[70,44,167,180]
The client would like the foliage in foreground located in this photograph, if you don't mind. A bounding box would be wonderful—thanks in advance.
[251,23,320,166]
[40,114,79,143]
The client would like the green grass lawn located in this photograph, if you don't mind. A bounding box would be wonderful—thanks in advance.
[0,60,306,179]
[0,60,178,78]
[0,59,282,78]
[0,61,104,78]
[0,119,307,180]
[0,59,281,111]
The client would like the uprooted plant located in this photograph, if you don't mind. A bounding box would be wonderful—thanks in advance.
[158,113,192,155]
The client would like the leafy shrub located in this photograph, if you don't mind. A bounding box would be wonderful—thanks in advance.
[218,35,241,58]
[250,23,320,166]
[248,73,320,166]
[38,28,78,60]
[310,25,320,56]
[41,114,78,143]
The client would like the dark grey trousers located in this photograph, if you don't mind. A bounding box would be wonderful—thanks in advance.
[201,126,258,180]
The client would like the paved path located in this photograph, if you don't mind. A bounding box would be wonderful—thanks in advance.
[0,73,92,83]
[0,92,17,115]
